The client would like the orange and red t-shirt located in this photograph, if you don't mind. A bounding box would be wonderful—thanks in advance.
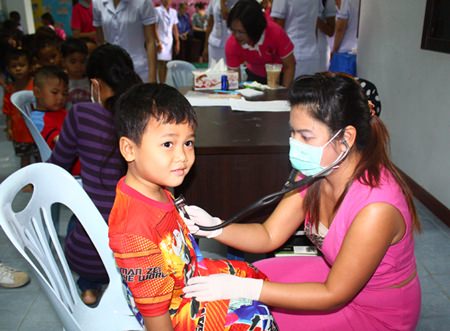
[108,178,277,331]
[2,80,34,143]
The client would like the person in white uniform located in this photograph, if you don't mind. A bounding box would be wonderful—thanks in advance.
[271,0,321,78]
[93,0,159,83]
[329,0,359,75]
[332,0,359,55]
[155,0,180,83]
[316,0,337,72]
[203,0,238,66]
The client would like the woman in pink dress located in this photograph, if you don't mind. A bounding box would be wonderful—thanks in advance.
[182,72,421,331]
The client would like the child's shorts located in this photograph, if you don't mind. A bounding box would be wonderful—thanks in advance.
[13,142,39,158]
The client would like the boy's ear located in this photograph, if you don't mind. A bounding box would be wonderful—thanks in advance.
[33,85,40,98]
[119,136,136,162]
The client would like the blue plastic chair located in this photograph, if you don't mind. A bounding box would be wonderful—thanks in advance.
[11,90,52,162]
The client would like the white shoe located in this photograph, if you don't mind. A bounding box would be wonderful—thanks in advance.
[0,263,30,288]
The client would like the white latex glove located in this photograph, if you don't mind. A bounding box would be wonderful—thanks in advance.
[182,205,223,238]
[183,274,263,302]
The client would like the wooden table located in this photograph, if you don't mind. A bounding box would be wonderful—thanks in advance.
[176,89,292,221]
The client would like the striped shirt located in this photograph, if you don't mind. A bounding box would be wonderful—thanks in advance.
[49,102,126,282]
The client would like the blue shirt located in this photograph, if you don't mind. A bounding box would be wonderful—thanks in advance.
[177,13,191,35]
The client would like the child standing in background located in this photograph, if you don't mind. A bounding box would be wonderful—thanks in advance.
[41,12,67,41]
[61,38,90,106]
[110,83,277,331]
[31,66,80,173]
[34,35,63,69]
[2,48,39,166]
[155,0,180,83]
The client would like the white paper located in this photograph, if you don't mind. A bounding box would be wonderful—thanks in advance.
[229,98,290,112]
[236,88,264,98]
[185,91,238,107]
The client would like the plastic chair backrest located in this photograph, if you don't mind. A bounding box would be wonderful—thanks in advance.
[11,90,52,161]
[0,163,142,331]
[166,60,196,89]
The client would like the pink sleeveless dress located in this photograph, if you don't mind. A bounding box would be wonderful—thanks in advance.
[254,169,421,330]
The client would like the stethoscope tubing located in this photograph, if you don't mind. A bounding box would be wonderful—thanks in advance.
[178,140,350,232]
[195,171,317,231]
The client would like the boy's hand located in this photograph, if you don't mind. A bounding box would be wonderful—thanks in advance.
[183,274,263,302]
[183,205,223,238]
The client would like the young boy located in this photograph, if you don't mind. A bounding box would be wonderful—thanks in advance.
[34,35,63,69]
[31,65,80,173]
[110,83,277,331]
[2,48,39,166]
[61,37,90,105]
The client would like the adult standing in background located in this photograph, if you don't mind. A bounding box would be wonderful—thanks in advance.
[92,0,159,83]
[203,0,238,66]
[175,2,191,61]
[271,0,321,78]
[71,0,96,40]
[329,0,360,75]
[191,2,207,62]
[225,0,295,87]
[155,0,180,83]
[316,0,336,72]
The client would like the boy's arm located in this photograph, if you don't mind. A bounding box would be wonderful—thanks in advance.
[143,312,174,331]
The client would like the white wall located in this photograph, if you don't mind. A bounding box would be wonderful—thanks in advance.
[358,0,450,207]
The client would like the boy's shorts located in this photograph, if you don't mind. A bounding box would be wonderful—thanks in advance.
[13,142,39,159]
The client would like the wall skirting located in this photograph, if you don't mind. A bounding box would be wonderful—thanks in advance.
[398,168,450,227]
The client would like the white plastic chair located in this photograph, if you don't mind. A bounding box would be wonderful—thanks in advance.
[166,60,196,89]
[0,163,142,331]
[11,90,52,161]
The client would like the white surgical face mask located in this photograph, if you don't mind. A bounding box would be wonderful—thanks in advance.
[289,129,346,177]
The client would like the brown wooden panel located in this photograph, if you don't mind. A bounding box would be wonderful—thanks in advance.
[176,89,292,222]
[177,153,291,220]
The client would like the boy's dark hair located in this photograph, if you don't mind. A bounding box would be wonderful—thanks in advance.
[9,11,21,23]
[5,47,31,66]
[35,26,58,40]
[86,43,142,111]
[115,83,197,145]
[34,35,61,58]
[41,12,55,26]
[61,37,88,58]
[79,36,97,47]
[227,0,266,44]
[195,2,205,10]
[34,65,68,88]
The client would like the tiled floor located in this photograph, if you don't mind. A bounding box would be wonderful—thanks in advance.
[0,116,449,330]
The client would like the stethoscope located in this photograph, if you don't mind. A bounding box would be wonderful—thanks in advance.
[175,140,350,232]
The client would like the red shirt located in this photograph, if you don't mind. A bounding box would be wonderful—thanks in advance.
[32,108,81,174]
[108,179,273,330]
[225,18,294,78]
[71,2,95,34]
[2,80,34,143]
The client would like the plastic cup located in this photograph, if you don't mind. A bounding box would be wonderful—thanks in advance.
[265,63,283,88]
